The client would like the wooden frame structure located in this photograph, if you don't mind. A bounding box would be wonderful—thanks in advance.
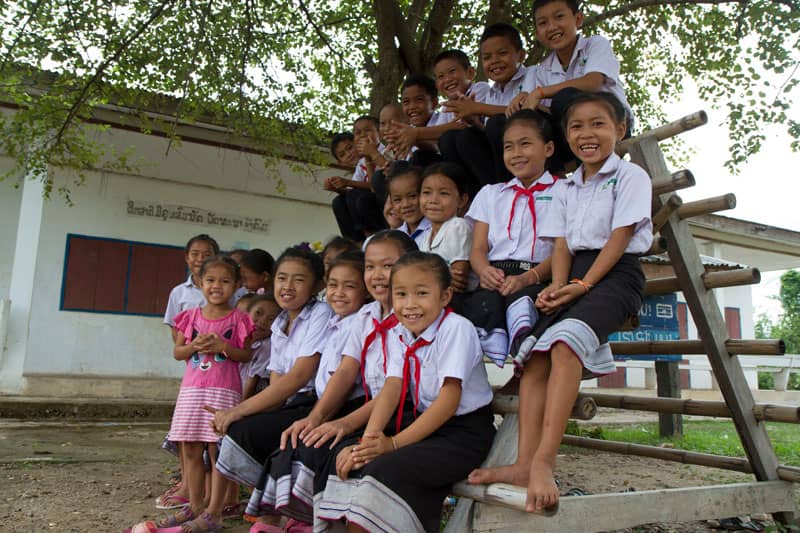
[445,112,799,532]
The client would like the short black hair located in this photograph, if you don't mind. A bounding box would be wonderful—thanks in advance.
[274,246,326,288]
[354,115,380,130]
[480,23,524,51]
[247,291,278,311]
[327,250,366,281]
[421,162,470,196]
[391,251,451,291]
[199,255,240,282]
[433,49,471,70]
[366,230,419,257]
[533,0,580,16]
[330,132,354,159]
[401,74,438,101]
[185,234,220,255]
[322,236,359,259]
[240,248,275,276]
[562,91,628,130]
[504,109,555,143]
[386,161,423,192]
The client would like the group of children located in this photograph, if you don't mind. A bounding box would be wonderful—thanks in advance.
[128,1,656,532]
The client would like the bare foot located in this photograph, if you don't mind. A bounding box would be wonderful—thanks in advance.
[526,460,558,513]
[467,463,528,486]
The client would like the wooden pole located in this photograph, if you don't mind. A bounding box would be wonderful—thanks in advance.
[561,435,800,483]
[493,394,597,420]
[652,194,683,233]
[656,361,683,437]
[617,111,708,155]
[609,338,785,355]
[645,267,760,295]
[652,169,695,196]
[677,194,736,220]
[647,235,668,255]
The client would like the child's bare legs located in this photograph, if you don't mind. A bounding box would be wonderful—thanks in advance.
[526,343,582,512]
[183,442,207,515]
[468,354,550,485]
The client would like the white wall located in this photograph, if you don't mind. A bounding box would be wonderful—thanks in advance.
[0,157,23,300]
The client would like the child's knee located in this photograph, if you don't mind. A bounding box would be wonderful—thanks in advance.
[550,344,581,369]
[182,442,205,460]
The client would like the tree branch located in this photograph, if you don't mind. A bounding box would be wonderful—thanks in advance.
[297,0,351,67]
[584,0,745,27]
[406,0,430,34]
[0,0,45,74]
[420,0,457,72]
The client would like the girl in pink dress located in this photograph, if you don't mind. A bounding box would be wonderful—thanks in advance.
[160,255,254,528]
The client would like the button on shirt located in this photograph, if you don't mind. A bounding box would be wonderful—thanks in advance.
[484,65,534,107]
[466,173,559,263]
[342,301,397,399]
[386,311,493,415]
[267,301,334,394]
[314,312,361,399]
[539,153,653,254]
[525,35,633,125]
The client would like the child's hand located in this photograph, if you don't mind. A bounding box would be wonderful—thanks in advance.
[450,263,469,292]
[280,414,321,450]
[479,265,505,291]
[303,418,353,449]
[522,91,542,112]
[336,447,356,480]
[323,176,339,192]
[387,121,416,159]
[360,132,381,160]
[205,405,242,436]
[537,283,584,314]
[506,92,529,117]
[205,333,227,354]
[326,176,348,193]
[499,273,527,296]
[352,431,393,468]
[443,95,477,120]
[192,333,215,353]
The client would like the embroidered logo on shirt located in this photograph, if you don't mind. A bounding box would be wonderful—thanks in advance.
[535,195,553,201]
[601,178,617,191]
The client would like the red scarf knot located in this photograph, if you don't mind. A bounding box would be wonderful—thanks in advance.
[360,313,399,402]
[506,181,552,260]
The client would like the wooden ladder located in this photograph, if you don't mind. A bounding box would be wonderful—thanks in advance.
[445,112,799,532]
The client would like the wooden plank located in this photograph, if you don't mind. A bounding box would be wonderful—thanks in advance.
[651,169,695,196]
[617,111,708,156]
[468,481,796,532]
[443,414,520,533]
[627,135,794,524]
[677,193,736,220]
[609,338,785,355]
[645,267,760,295]
[656,361,683,437]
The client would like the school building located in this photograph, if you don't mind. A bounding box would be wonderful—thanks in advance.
[1,103,799,401]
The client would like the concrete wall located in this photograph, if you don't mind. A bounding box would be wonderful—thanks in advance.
[0,157,23,301]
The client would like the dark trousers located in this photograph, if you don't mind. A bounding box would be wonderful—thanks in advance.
[331,188,386,241]
[439,123,509,196]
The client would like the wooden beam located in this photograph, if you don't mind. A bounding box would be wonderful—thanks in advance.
[677,194,736,220]
[464,481,797,532]
[627,135,793,524]
[493,394,597,420]
[652,194,683,233]
[646,235,668,255]
[609,338,785,355]
[645,267,760,294]
[617,111,708,156]
[651,169,695,196]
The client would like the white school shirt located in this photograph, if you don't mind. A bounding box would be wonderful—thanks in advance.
[341,301,397,399]
[351,143,386,183]
[267,300,334,394]
[539,153,652,254]
[527,35,633,124]
[386,310,493,415]
[314,312,361,399]
[418,217,478,291]
[163,275,206,326]
[399,216,432,247]
[433,82,492,125]
[246,338,272,379]
[466,172,559,263]
[483,65,533,107]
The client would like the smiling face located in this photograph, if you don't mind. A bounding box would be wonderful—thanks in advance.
[480,36,525,85]
[326,264,368,317]
[534,1,583,57]
[200,264,237,306]
[420,173,467,225]
[333,138,359,168]
[503,122,554,186]
[401,84,435,127]
[389,173,423,226]
[433,58,475,100]
[186,241,216,280]
[565,101,626,179]
[379,105,407,141]
[391,264,452,336]
[249,299,280,341]
[364,241,403,310]
[240,264,270,292]
[273,258,317,317]
[353,118,379,146]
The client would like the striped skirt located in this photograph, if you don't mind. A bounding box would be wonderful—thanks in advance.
[168,386,241,443]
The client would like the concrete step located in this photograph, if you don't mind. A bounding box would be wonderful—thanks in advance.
[0,395,174,420]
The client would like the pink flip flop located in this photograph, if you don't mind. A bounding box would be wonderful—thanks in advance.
[249,523,283,533]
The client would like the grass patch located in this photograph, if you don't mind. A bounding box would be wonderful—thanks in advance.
[566,419,800,466]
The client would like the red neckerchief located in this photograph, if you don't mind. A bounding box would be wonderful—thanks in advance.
[395,308,452,433]
[360,313,399,402]
[507,180,552,259]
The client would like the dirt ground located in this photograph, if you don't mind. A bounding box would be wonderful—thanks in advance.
[0,416,794,533]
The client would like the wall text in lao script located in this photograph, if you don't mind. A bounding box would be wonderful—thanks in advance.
[126,200,269,234]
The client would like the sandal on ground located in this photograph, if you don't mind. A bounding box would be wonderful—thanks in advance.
[158,507,196,528]
[248,523,282,533]
[180,512,224,532]
[284,518,312,533]
[156,494,190,510]
[221,501,246,519]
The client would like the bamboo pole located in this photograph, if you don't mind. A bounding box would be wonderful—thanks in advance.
[493,394,597,420]
[677,194,736,220]
[609,339,785,356]
[652,194,683,233]
[647,235,668,255]
[561,435,800,483]
[617,111,708,155]
[651,170,695,196]
[645,267,760,295]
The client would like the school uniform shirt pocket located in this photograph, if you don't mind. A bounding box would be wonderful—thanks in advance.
[417,359,440,410]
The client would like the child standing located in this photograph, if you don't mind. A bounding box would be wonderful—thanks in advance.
[469,92,651,512]
[317,252,495,533]
[464,110,559,364]
[178,247,332,531]
[157,256,254,528]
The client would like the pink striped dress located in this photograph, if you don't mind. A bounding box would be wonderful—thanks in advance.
[169,307,254,442]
